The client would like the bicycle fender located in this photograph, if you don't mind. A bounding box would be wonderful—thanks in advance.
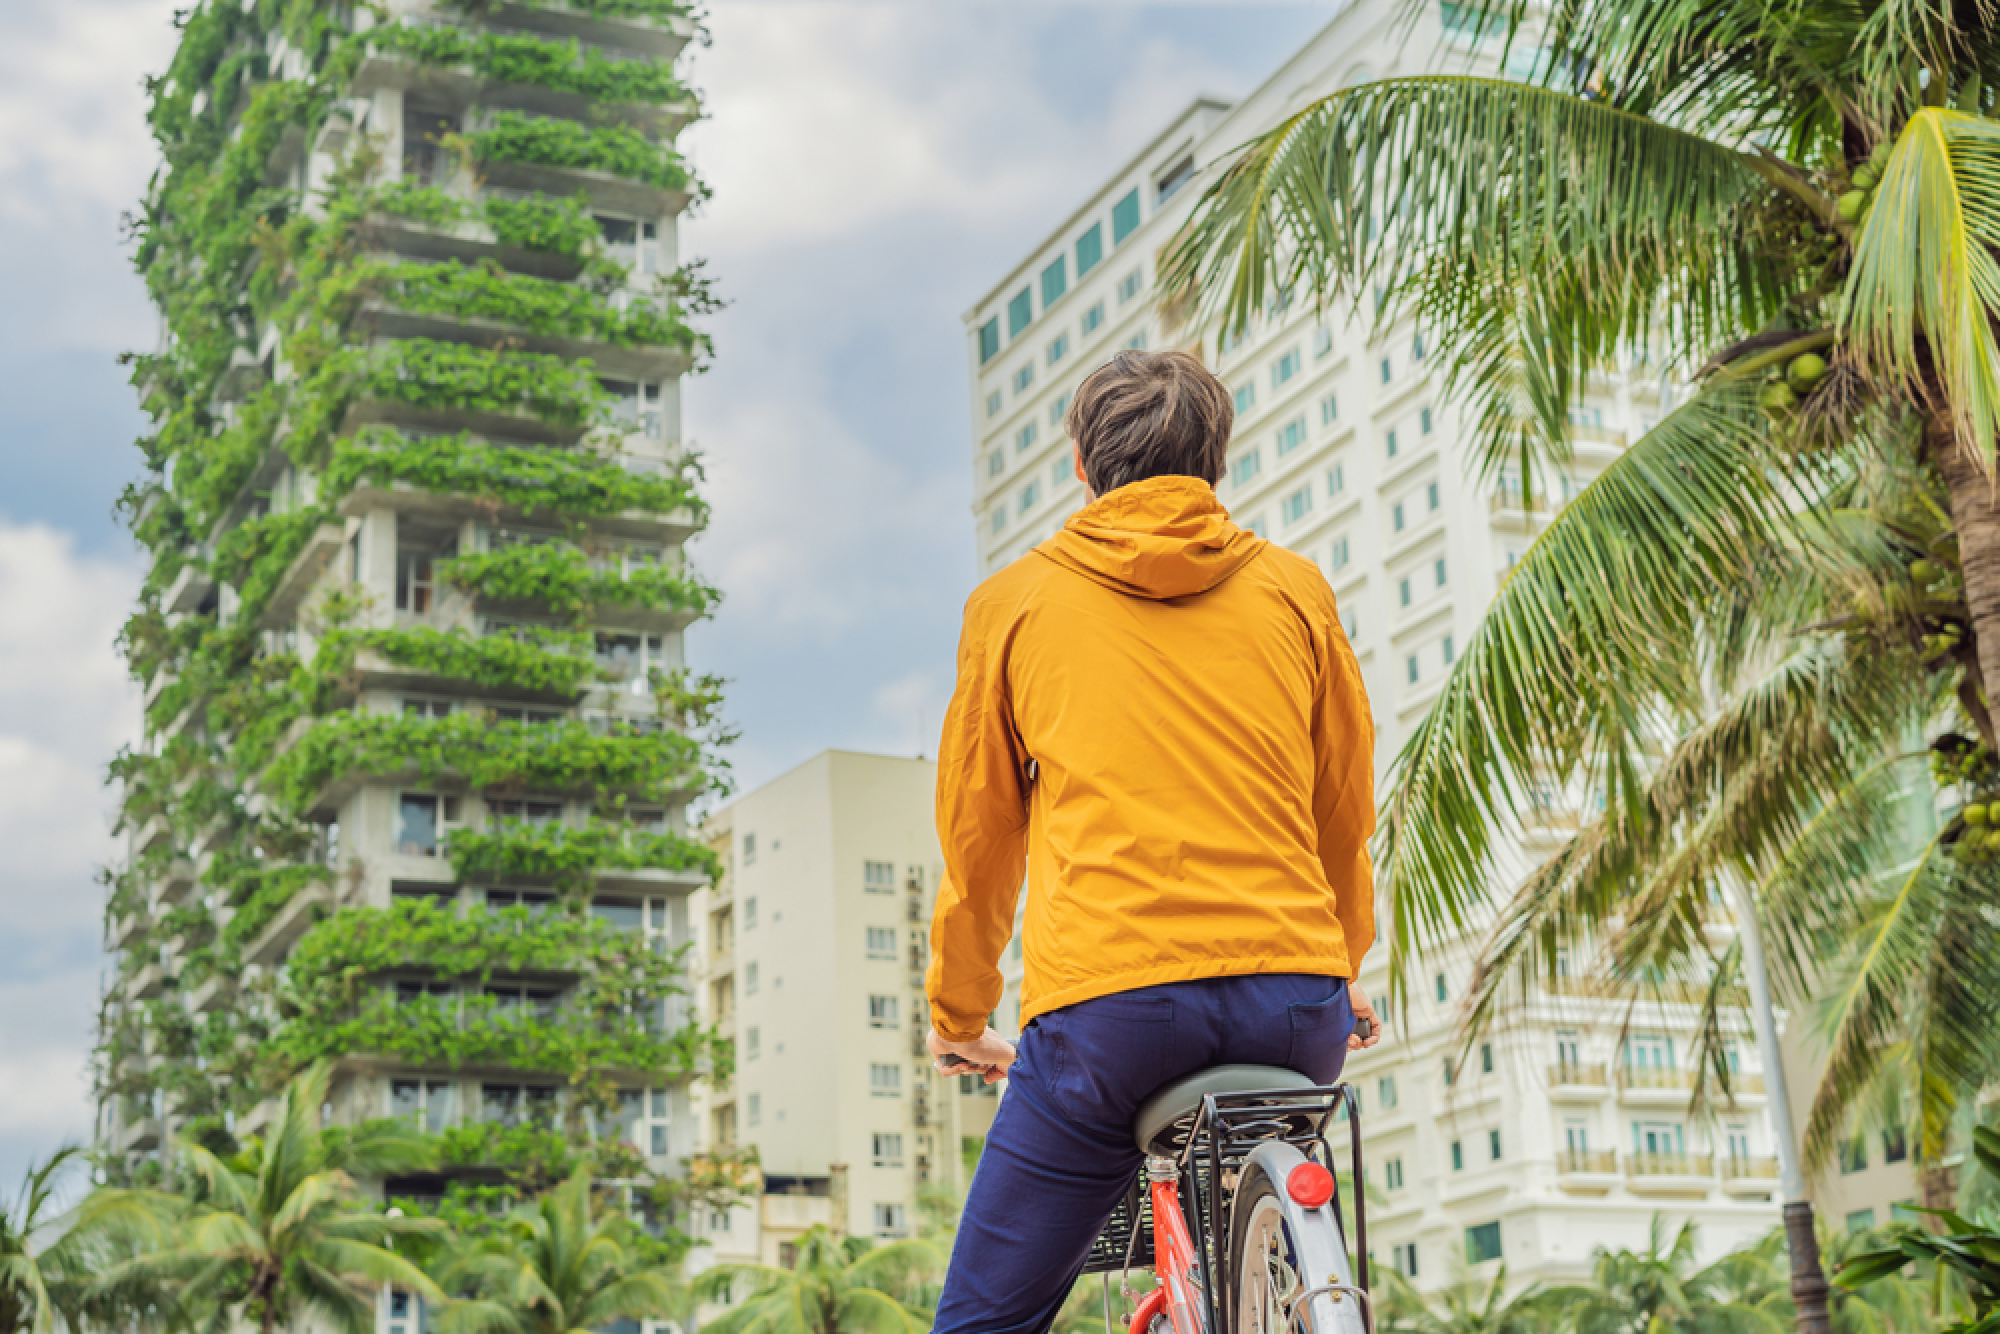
[1235,1141,1367,1334]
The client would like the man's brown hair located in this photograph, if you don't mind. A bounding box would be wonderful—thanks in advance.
[1063,349,1233,496]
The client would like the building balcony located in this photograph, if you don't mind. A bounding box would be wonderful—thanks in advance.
[478,156,694,222]
[1720,1155,1780,1196]
[322,644,583,711]
[243,881,334,968]
[334,468,701,548]
[255,521,348,630]
[1625,1152,1714,1196]
[214,343,268,404]
[1555,1149,1620,1194]
[340,396,588,449]
[1547,1062,1610,1099]
[116,1117,162,1154]
[126,961,171,1002]
[1488,488,1552,526]
[708,947,733,977]
[352,300,696,384]
[1617,1067,1697,1104]
[156,858,198,906]
[133,814,172,857]
[761,1192,832,1234]
[358,208,585,282]
[350,51,696,139]
[164,562,215,615]
[481,1,698,60]
[107,910,150,951]
[187,973,236,1016]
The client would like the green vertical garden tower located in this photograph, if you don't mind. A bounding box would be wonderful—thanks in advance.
[96,0,727,1221]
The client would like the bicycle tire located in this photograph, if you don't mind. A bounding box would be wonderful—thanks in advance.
[1227,1150,1366,1334]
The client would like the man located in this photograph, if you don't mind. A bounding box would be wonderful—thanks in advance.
[924,348,1381,1334]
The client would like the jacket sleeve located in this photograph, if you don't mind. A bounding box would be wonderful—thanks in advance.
[927,596,1031,1042]
[1311,593,1378,973]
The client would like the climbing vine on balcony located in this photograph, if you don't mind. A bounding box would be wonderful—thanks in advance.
[472,111,695,192]
[439,543,717,622]
[323,428,703,519]
[316,624,601,696]
[369,24,693,107]
[447,821,717,883]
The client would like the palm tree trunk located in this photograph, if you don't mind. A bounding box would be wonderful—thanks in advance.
[1723,878,1831,1334]
[1935,412,2000,744]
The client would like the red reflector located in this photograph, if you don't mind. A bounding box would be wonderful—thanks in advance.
[1287,1162,1335,1208]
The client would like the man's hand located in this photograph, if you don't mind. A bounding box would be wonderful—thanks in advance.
[928,1026,1018,1085]
[1349,980,1384,1051]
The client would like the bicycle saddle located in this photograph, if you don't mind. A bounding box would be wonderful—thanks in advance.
[1131,1064,1315,1155]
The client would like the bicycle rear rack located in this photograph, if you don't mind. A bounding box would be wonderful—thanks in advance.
[1084,1082,1368,1334]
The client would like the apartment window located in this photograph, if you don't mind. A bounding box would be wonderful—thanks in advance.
[1127,332,1148,351]
[872,1133,904,1167]
[1413,331,1427,361]
[1233,383,1256,415]
[1013,364,1033,394]
[1846,1208,1877,1232]
[1466,1222,1503,1265]
[1443,635,1456,666]
[1277,416,1306,456]
[1041,256,1067,307]
[1379,357,1392,384]
[1272,349,1301,389]
[1428,481,1441,510]
[1112,188,1141,244]
[1019,482,1039,515]
[1393,502,1406,532]
[1328,536,1350,570]
[1488,1128,1502,1160]
[868,995,899,1029]
[1328,464,1345,496]
[1450,1140,1464,1171]
[1118,272,1144,308]
[865,926,897,960]
[864,860,896,893]
[870,1063,901,1096]
[743,833,757,865]
[1075,222,1104,277]
[1231,450,1262,489]
[1344,611,1358,641]
[747,1092,761,1126]
[1399,578,1412,608]
[1435,557,1448,587]
[1435,972,1448,1002]
[1016,422,1037,453]
[745,1027,760,1061]
[1219,324,1247,357]
[390,1079,456,1134]
[1556,1030,1582,1066]
[1726,1124,1753,1162]
[744,961,759,995]
[1082,302,1105,335]
[1247,517,1267,539]
[1883,1127,1909,1164]
[1392,1243,1419,1278]
[978,318,1000,365]
[1320,394,1339,427]
[1156,154,1195,203]
[1386,430,1399,459]
[1051,392,1072,428]
[1313,327,1334,357]
[990,509,1004,536]
[744,896,758,927]
[1283,487,1311,525]
[396,546,437,613]
[1838,1137,1869,1174]
[1378,1075,1397,1108]
[987,450,1003,478]
[1047,333,1069,366]
[1406,655,1421,685]
[874,1203,908,1238]
[1007,287,1032,337]
[1385,1156,1405,1190]
[1420,406,1434,435]
[986,390,1002,418]
[1052,458,1070,487]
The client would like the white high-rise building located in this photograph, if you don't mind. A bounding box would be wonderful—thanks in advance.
[964,1,1782,1288]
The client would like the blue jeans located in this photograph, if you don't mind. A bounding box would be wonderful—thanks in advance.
[932,974,1354,1334]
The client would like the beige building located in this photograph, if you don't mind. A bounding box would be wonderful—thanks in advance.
[691,751,998,1261]
[969,0,1785,1288]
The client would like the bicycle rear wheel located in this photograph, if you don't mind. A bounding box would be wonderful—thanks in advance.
[1228,1149,1366,1334]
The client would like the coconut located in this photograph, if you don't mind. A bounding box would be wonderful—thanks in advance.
[1911,559,1941,584]
[1759,381,1797,411]
[1968,803,1990,827]
[1853,165,1879,191]
[1837,190,1868,223]
[1787,353,1828,390]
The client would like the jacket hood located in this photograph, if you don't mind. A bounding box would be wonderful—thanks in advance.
[1036,475,1265,600]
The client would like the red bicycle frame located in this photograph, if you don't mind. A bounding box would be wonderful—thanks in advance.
[1126,1164,1202,1334]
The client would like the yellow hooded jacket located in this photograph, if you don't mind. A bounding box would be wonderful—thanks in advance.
[926,475,1378,1042]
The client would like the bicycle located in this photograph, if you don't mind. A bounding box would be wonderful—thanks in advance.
[1078,1024,1373,1334]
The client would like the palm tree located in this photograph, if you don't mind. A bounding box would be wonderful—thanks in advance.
[1567,1218,1789,1334]
[1166,0,2000,1319]
[431,1166,686,1334]
[129,1063,444,1334]
[0,1147,168,1334]
[690,1225,940,1334]
[1375,1263,1582,1334]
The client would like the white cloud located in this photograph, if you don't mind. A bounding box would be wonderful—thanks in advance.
[0,523,139,1181]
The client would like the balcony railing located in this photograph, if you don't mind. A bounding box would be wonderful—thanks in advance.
[1627,1152,1712,1178]
[1619,1066,1697,1093]
[1548,1062,1609,1088]
[1557,1149,1618,1174]
[1721,1154,1780,1181]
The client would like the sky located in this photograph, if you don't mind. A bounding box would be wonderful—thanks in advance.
[0,0,1334,1187]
